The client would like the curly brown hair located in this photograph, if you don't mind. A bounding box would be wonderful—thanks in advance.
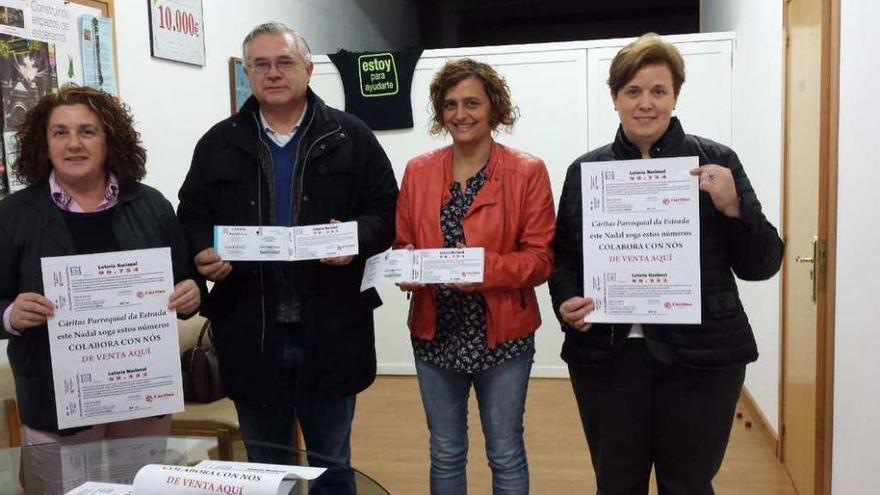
[12,85,146,189]
[428,58,519,135]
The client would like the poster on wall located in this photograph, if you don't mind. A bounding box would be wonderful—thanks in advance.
[30,0,97,86]
[228,57,251,114]
[0,0,90,86]
[0,34,57,195]
[3,130,23,193]
[0,34,57,129]
[0,1,26,37]
[148,0,205,66]
[79,15,117,96]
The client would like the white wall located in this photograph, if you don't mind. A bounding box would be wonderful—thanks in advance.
[700,0,784,435]
[115,0,418,204]
[0,0,418,364]
[832,1,880,492]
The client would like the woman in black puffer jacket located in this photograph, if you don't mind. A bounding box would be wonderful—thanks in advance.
[549,33,783,495]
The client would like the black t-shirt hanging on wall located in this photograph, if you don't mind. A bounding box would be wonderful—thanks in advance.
[328,48,423,131]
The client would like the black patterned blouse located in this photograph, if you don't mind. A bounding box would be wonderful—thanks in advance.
[412,167,534,373]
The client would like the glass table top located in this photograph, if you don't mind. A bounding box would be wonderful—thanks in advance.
[0,435,388,494]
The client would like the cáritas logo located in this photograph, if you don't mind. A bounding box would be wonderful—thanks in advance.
[145,392,175,403]
[664,301,693,309]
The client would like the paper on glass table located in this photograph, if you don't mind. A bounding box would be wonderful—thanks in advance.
[195,460,326,481]
[57,436,180,492]
[41,248,184,429]
[580,157,702,324]
[131,459,326,495]
[214,222,358,261]
[361,247,484,291]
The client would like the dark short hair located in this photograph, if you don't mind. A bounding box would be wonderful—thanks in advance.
[608,33,686,97]
[13,85,146,189]
[428,58,519,135]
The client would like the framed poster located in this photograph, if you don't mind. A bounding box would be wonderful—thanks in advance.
[147,0,205,66]
[228,57,251,114]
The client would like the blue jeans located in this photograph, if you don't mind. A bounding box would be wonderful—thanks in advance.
[415,346,534,495]
[234,329,356,495]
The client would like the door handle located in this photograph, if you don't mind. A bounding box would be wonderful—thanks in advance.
[795,236,819,302]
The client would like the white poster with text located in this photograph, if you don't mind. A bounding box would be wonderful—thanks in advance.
[581,157,701,324]
[41,248,184,429]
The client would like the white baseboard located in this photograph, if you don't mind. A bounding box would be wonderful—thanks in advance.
[531,365,569,378]
[376,364,417,375]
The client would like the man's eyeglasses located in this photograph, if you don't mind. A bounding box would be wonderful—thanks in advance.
[247,58,300,74]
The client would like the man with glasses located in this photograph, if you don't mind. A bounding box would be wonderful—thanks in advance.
[177,22,398,493]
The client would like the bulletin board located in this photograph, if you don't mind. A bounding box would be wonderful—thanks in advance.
[0,0,117,196]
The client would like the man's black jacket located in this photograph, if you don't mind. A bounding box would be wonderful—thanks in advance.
[177,90,398,405]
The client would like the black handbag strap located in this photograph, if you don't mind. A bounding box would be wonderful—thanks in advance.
[195,319,212,348]
[187,320,213,369]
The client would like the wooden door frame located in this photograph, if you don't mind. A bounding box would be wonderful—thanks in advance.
[779,0,839,493]
[817,2,839,493]
[70,0,114,17]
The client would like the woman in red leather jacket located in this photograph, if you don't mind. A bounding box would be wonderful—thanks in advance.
[395,58,555,494]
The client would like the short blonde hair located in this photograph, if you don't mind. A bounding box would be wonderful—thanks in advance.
[608,33,685,97]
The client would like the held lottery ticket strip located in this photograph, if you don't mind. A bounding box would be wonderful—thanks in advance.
[214,221,358,262]
[361,247,485,291]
